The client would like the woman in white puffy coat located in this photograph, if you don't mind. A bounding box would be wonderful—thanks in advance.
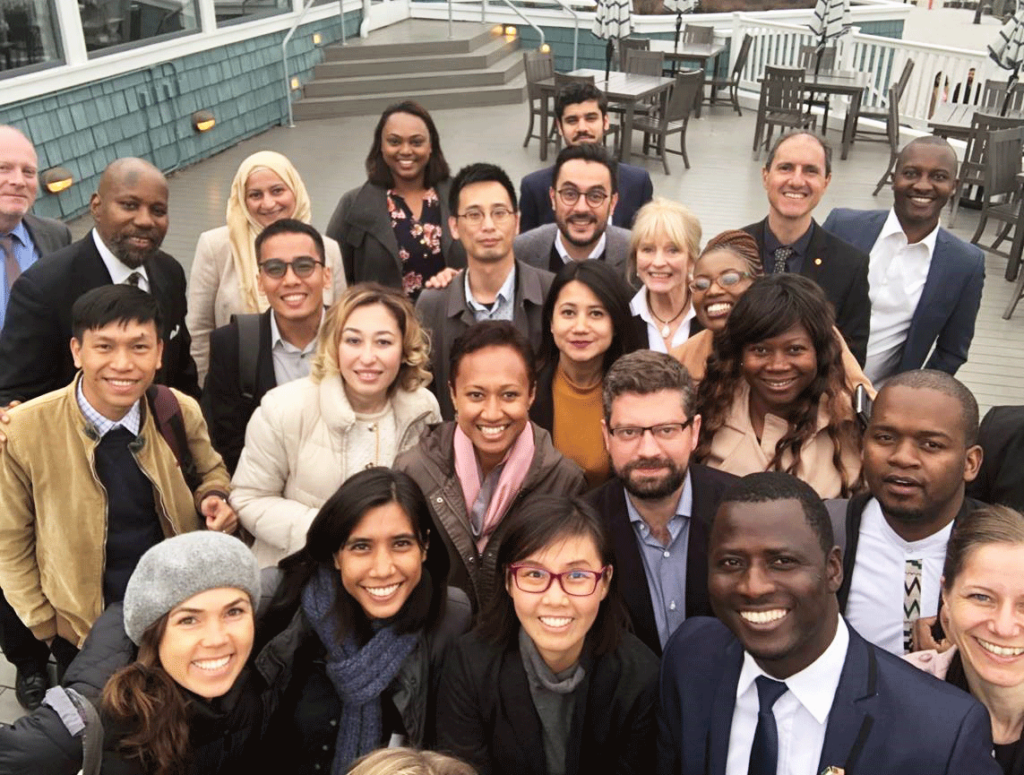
[231,283,440,567]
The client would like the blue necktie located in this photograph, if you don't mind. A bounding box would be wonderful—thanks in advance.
[748,675,789,775]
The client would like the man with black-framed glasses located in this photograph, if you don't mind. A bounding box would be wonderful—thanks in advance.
[514,144,631,276]
[416,163,554,419]
[586,350,738,655]
[201,218,331,472]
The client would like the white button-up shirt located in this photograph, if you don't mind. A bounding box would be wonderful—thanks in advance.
[864,209,938,386]
[726,616,850,775]
[554,230,607,264]
[92,229,151,292]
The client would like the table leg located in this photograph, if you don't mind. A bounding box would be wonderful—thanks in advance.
[621,100,636,161]
[540,92,550,162]
[841,90,862,160]
[694,67,705,119]
[1006,193,1024,282]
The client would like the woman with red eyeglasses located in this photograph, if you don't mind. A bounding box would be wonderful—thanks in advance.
[436,494,658,775]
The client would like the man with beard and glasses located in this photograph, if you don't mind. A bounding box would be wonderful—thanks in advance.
[519,82,653,233]
[586,350,737,655]
[0,157,199,406]
[827,369,984,655]
[514,144,631,277]
[657,471,1000,775]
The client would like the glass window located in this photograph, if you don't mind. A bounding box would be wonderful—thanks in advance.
[0,0,63,76]
[214,0,290,26]
[78,0,200,55]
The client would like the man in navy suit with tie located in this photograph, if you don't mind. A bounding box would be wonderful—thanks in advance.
[519,82,653,232]
[823,137,985,385]
[657,471,1000,775]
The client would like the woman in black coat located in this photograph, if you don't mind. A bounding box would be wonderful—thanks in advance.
[436,495,658,775]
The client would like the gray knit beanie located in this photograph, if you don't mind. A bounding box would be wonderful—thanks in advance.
[123,531,261,645]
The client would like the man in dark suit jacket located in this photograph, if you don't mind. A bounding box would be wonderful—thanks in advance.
[519,82,653,232]
[743,130,870,365]
[417,163,554,419]
[823,137,985,383]
[587,351,737,655]
[202,219,331,473]
[657,472,1000,775]
[0,125,73,332]
[826,370,983,655]
[0,157,199,407]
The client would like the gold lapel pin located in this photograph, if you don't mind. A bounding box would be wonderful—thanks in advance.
[814,258,823,266]
[820,767,845,775]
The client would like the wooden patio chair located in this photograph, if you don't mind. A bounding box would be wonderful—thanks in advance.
[871,83,902,195]
[969,126,1024,253]
[752,66,816,158]
[980,79,1024,114]
[625,49,664,77]
[523,50,555,149]
[706,32,751,116]
[800,45,837,134]
[630,69,704,174]
[950,112,1024,226]
[683,24,715,45]
[618,37,650,72]
[856,58,914,142]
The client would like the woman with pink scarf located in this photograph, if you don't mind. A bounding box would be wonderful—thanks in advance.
[395,321,587,612]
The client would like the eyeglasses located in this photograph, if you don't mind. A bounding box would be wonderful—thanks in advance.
[258,257,324,279]
[607,418,695,443]
[508,563,610,596]
[555,187,610,208]
[689,270,754,293]
[456,207,516,226]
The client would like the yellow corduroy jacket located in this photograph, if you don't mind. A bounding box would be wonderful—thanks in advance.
[0,376,230,647]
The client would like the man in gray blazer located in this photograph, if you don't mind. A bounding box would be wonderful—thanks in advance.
[513,144,631,277]
[0,125,72,333]
[0,124,72,711]
[416,163,554,420]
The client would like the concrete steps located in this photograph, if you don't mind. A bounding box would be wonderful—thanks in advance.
[293,20,526,120]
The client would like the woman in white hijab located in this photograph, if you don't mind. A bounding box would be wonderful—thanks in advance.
[186,151,346,381]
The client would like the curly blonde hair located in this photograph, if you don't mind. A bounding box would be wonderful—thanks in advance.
[311,283,432,393]
[346,748,477,775]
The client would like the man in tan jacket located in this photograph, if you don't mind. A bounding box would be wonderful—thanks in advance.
[0,284,233,688]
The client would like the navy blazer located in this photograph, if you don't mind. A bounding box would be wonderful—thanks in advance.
[584,465,739,656]
[742,218,871,365]
[656,616,1001,775]
[519,162,654,233]
[823,208,985,375]
[0,234,199,404]
[200,309,278,474]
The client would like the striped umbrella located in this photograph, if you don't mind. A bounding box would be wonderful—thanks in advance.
[664,0,696,53]
[807,0,851,73]
[593,0,632,79]
[989,7,1024,114]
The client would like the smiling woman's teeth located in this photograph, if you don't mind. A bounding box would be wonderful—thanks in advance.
[978,639,1024,657]
[193,656,230,671]
[539,616,572,627]
[365,583,400,598]
[740,609,787,624]
[479,425,507,438]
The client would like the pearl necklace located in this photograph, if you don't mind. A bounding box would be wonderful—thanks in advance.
[649,294,686,339]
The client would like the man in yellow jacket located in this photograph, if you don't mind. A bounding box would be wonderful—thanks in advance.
[0,284,234,691]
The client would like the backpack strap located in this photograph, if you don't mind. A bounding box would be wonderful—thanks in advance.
[232,313,263,402]
[146,384,201,493]
[42,686,105,775]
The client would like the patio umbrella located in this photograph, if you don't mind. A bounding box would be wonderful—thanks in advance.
[592,0,632,81]
[989,6,1024,115]
[807,0,851,74]
[663,0,696,53]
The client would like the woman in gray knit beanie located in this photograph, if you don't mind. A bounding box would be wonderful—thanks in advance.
[99,531,264,775]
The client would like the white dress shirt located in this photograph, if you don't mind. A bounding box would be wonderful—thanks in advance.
[864,208,938,386]
[843,498,951,654]
[726,616,850,775]
[630,287,696,353]
[269,309,322,385]
[92,229,151,292]
[554,230,607,263]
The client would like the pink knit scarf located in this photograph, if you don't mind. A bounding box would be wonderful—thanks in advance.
[453,423,536,553]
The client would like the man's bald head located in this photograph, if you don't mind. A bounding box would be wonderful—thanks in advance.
[895,136,958,178]
[0,125,39,231]
[91,157,169,269]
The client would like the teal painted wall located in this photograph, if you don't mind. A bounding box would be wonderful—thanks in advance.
[2,10,361,221]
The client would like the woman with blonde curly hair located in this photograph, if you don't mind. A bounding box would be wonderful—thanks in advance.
[347,748,477,775]
[694,273,862,498]
[627,198,702,351]
[231,283,441,567]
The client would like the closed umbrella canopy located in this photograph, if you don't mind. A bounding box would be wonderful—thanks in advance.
[990,7,1024,73]
[593,0,632,79]
[809,0,851,45]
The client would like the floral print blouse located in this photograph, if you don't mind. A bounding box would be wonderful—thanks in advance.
[387,188,445,299]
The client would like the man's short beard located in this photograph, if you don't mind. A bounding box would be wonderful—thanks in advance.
[557,217,601,249]
[618,458,687,501]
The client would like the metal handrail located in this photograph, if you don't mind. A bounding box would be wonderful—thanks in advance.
[488,0,545,50]
[282,0,327,128]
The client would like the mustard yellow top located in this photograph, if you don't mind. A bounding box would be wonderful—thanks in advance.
[552,368,611,489]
